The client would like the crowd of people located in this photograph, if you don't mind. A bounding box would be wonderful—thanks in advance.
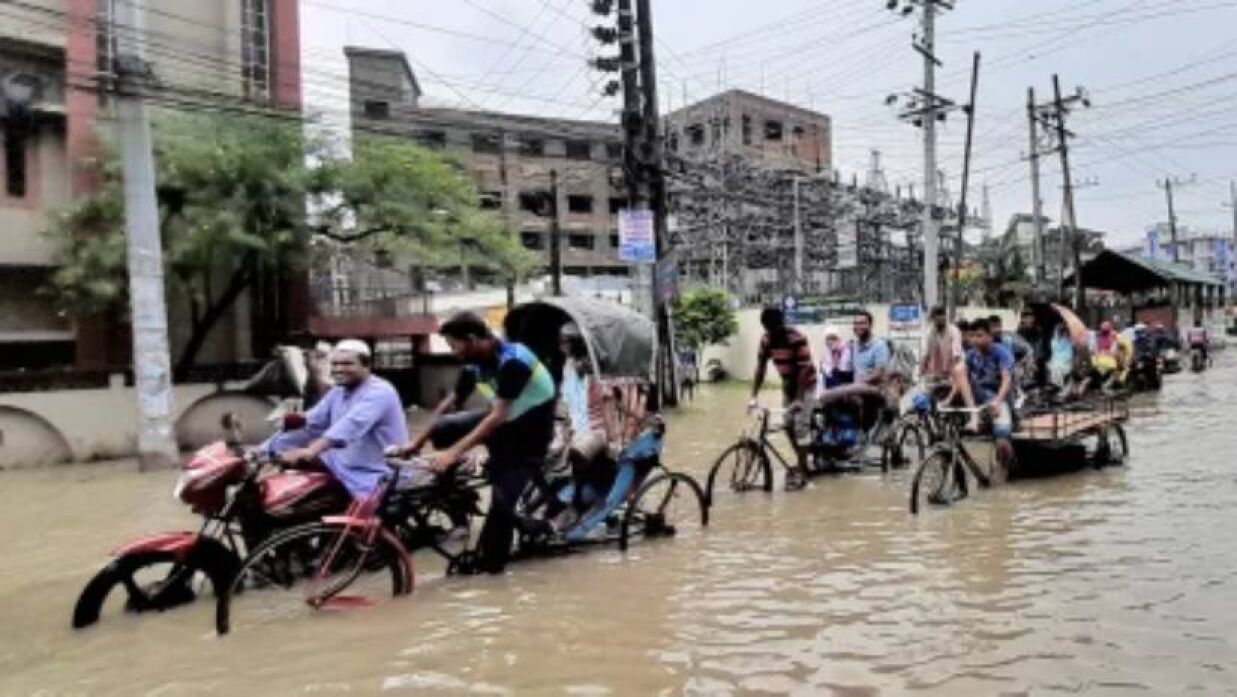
[750,304,1214,483]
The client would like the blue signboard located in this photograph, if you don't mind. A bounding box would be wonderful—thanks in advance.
[618,209,656,264]
[889,304,921,325]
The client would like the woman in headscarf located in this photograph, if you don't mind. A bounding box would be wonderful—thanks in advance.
[817,325,854,394]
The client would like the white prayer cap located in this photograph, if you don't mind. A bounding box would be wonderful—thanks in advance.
[332,339,371,358]
[823,325,841,338]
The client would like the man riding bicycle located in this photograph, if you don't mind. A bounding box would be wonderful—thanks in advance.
[402,312,557,575]
[750,307,817,489]
[948,318,1016,480]
[262,340,410,500]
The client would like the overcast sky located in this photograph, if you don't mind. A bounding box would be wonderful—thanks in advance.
[302,0,1237,248]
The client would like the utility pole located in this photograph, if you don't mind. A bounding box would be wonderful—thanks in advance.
[888,0,956,311]
[1158,175,1196,263]
[1046,74,1090,309]
[950,51,981,320]
[1027,87,1046,288]
[113,0,177,470]
[549,168,563,295]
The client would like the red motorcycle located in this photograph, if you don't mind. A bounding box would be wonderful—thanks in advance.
[72,413,348,628]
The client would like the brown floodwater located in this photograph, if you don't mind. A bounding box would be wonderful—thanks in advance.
[1,361,1235,696]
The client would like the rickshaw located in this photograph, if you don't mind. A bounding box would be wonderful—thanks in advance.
[705,383,903,505]
[502,297,708,552]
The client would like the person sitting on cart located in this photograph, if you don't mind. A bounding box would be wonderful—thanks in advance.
[750,307,817,489]
[563,412,666,543]
[1087,321,1132,391]
[920,306,963,398]
[852,311,891,388]
[261,340,410,500]
[402,312,557,575]
[948,318,1016,478]
[817,325,854,391]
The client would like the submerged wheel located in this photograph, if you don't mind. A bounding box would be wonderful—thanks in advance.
[620,473,709,551]
[216,521,411,636]
[1093,424,1129,467]
[909,451,963,515]
[882,422,925,472]
[705,440,772,505]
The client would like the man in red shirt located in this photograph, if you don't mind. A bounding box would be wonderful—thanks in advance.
[750,307,817,488]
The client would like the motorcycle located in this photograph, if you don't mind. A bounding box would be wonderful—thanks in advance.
[71,413,348,629]
[1190,346,1208,373]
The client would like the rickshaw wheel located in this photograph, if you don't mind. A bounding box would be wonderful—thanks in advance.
[620,473,708,551]
[1093,424,1129,467]
[909,451,960,515]
[705,440,772,505]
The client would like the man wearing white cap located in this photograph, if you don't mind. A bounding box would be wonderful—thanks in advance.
[261,339,409,499]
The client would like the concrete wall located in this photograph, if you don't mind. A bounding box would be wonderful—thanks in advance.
[702,304,1017,381]
[0,378,275,468]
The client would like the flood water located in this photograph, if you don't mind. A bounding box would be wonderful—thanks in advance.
[2,361,1235,696]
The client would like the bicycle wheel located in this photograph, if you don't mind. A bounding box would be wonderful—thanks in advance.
[882,421,925,472]
[216,521,412,635]
[909,451,960,515]
[620,473,709,551]
[704,440,772,505]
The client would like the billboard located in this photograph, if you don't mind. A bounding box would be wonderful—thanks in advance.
[618,209,656,264]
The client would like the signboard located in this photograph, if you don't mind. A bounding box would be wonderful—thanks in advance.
[782,294,797,321]
[618,209,656,263]
[656,250,678,302]
[889,304,922,330]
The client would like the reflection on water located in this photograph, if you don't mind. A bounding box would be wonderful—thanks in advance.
[1,362,1236,696]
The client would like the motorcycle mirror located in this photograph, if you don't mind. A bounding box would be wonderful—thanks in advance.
[282,413,307,431]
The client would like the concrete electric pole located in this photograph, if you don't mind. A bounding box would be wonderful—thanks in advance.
[1158,174,1196,263]
[1027,87,1046,288]
[888,0,956,310]
[113,0,178,470]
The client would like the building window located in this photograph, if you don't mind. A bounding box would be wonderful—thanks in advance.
[472,133,502,155]
[764,119,783,141]
[519,191,551,215]
[609,197,626,215]
[567,194,594,214]
[479,191,503,210]
[565,140,592,160]
[518,138,544,156]
[606,143,623,161]
[686,124,704,146]
[668,130,678,152]
[521,231,545,250]
[609,234,620,248]
[415,130,446,149]
[568,233,595,250]
[710,119,721,145]
[4,131,27,198]
[363,100,390,119]
[241,0,271,100]
[96,0,117,105]
[741,115,752,145]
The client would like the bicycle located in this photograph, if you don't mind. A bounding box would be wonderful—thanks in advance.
[908,407,999,515]
[215,457,486,635]
[704,406,788,505]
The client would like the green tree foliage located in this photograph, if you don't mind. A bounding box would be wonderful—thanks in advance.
[673,287,738,354]
[43,113,533,377]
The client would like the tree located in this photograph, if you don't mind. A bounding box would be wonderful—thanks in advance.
[43,113,529,378]
[672,288,738,370]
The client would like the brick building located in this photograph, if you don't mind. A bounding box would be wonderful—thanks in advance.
[344,47,630,285]
[0,0,302,370]
[665,89,832,173]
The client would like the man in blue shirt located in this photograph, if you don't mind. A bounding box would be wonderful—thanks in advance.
[263,340,409,500]
[851,311,891,386]
[953,318,1015,478]
[404,312,557,574]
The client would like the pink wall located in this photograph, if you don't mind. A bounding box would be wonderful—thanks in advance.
[270,0,302,110]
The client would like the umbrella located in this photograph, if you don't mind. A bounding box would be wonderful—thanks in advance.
[1051,303,1089,348]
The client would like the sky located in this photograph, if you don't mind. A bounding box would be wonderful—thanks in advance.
[300,0,1237,249]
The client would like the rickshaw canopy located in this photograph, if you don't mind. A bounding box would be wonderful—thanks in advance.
[503,297,655,381]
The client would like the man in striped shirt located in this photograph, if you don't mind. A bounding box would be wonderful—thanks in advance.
[750,307,817,488]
